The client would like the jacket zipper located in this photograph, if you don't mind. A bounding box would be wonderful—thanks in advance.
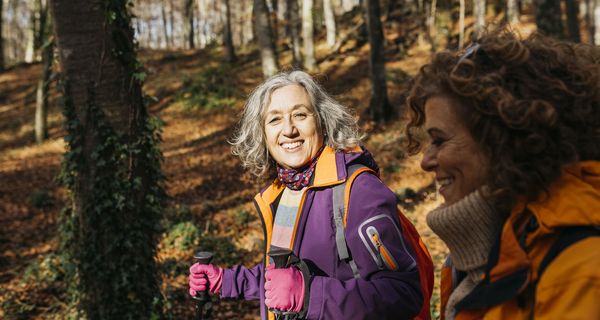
[367,226,399,271]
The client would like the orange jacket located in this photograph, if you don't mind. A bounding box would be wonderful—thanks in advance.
[440,161,600,320]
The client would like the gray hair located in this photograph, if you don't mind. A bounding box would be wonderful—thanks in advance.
[230,70,363,177]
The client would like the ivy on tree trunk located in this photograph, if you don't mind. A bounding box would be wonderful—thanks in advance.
[50,0,165,318]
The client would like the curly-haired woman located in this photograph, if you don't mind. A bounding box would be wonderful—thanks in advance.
[188,70,432,319]
[406,31,600,319]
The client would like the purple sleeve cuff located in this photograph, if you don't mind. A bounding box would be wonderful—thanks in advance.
[306,276,324,320]
[220,267,236,299]
[218,264,264,300]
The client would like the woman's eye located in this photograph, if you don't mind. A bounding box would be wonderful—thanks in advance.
[431,138,445,146]
[293,113,307,119]
[268,117,281,124]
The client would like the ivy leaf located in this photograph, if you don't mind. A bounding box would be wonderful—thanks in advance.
[133,72,146,82]
[108,11,117,22]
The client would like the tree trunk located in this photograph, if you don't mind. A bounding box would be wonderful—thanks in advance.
[535,0,564,38]
[254,0,279,76]
[0,0,4,71]
[473,0,486,38]
[169,0,175,47]
[242,0,254,45]
[197,0,206,48]
[386,0,398,19]
[364,0,392,122]
[595,0,600,44]
[323,0,336,48]
[331,0,343,16]
[49,0,164,318]
[185,0,195,48]
[459,0,465,48]
[161,2,170,48]
[35,39,52,143]
[287,0,302,67]
[271,0,279,47]
[585,0,595,44]
[35,5,52,144]
[223,0,236,62]
[427,0,438,52]
[341,0,356,12]
[33,0,42,59]
[302,0,316,70]
[25,1,36,63]
[33,0,49,60]
[566,0,581,42]
[507,0,520,24]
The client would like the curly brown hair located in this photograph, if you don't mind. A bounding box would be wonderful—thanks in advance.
[406,30,600,204]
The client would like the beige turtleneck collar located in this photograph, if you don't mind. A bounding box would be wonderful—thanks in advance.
[426,188,503,319]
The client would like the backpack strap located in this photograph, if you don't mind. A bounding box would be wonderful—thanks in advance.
[457,220,600,313]
[332,163,375,279]
[538,226,600,279]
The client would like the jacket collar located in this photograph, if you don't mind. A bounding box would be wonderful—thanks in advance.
[312,145,362,186]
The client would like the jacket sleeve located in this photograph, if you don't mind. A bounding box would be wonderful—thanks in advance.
[306,173,423,320]
[220,263,264,301]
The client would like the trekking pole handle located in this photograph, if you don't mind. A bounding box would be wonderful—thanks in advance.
[268,247,292,268]
[267,247,293,320]
[193,251,214,320]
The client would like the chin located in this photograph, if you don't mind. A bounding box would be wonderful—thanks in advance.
[440,196,458,206]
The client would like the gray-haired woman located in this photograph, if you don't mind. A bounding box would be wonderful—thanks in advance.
[188,70,431,320]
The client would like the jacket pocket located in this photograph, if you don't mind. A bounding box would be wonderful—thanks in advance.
[366,226,399,271]
[358,214,416,271]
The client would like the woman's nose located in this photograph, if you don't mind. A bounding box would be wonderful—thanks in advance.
[282,117,297,136]
[420,146,438,172]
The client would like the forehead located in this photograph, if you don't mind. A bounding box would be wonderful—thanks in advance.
[424,95,467,129]
[266,84,313,113]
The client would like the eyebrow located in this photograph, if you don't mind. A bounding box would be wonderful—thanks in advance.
[265,104,310,116]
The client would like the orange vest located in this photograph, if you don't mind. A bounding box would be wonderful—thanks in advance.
[441,161,600,320]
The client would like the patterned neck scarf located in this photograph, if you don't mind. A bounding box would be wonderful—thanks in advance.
[276,145,325,190]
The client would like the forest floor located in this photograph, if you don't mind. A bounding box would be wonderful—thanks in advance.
[0,24,451,320]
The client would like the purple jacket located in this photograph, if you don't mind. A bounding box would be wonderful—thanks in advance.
[220,147,423,319]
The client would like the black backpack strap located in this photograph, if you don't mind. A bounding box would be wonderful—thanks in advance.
[538,226,600,279]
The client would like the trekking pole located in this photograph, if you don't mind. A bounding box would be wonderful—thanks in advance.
[193,251,214,320]
[267,247,293,320]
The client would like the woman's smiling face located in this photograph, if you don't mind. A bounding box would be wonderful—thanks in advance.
[420,95,489,205]
[264,84,324,169]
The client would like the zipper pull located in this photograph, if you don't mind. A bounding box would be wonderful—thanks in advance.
[367,226,384,269]
[367,226,399,271]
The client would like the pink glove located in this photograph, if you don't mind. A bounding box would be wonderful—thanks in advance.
[188,263,223,297]
[264,264,305,313]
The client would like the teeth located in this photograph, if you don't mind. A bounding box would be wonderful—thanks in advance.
[437,178,453,187]
[281,141,302,149]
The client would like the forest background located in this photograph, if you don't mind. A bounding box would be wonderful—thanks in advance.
[0,0,593,319]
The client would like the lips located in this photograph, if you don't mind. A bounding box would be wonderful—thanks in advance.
[436,177,454,195]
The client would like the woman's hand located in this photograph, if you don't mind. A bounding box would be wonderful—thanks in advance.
[264,265,305,312]
[188,263,223,296]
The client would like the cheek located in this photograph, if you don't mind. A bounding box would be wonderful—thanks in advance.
[264,126,276,140]
[437,145,474,177]
[435,148,455,169]
[264,128,279,150]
